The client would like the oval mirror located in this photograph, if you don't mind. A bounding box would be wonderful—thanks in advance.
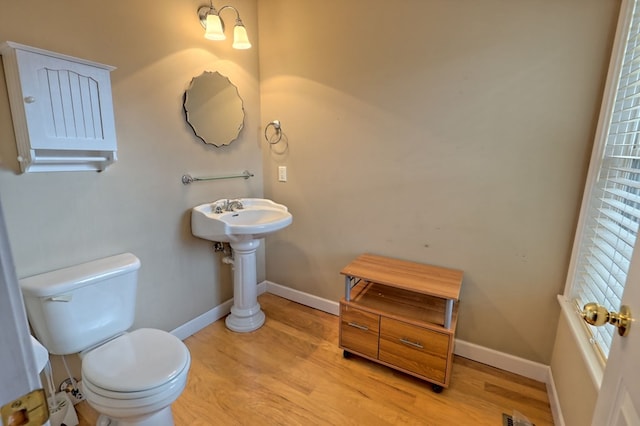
[183,71,244,147]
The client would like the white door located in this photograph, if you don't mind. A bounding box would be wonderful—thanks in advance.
[0,197,46,426]
[591,246,640,425]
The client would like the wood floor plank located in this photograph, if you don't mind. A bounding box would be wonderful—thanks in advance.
[75,293,554,425]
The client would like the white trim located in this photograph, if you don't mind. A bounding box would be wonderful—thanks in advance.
[170,297,233,340]
[558,0,635,369]
[546,365,565,426]
[170,281,339,341]
[264,280,340,315]
[560,0,634,300]
[453,339,549,383]
[454,339,565,425]
[556,294,604,389]
[170,281,267,340]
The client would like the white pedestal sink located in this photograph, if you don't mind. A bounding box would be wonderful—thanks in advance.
[191,198,292,332]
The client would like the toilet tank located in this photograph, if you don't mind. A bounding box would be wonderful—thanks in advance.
[19,253,141,355]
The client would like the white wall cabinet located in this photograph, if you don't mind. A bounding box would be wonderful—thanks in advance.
[1,41,117,173]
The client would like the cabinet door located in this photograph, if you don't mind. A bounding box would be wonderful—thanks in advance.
[339,304,379,359]
[379,317,449,384]
[15,49,117,151]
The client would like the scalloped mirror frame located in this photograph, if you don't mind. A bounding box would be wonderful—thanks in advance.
[183,71,245,147]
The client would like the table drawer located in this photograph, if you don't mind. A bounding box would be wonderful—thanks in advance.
[379,317,449,383]
[340,304,380,359]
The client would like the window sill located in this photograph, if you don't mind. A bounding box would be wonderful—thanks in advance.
[557,294,604,390]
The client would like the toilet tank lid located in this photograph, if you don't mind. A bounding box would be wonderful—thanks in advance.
[19,253,141,298]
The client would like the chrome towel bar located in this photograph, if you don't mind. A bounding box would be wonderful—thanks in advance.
[182,170,254,185]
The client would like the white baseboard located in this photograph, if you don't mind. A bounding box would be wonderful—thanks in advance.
[545,366,565,426]
[170,281,267,340]
[453,339,549,382]
[170,297,233,340]
[171,280,563,425]
[453,339,564,425]
[264,280,340,315]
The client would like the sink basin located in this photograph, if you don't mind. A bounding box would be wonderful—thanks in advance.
[190,198,292,332]
[191,198,292,243]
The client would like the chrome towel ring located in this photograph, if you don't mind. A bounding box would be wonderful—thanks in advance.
[264,120,283,145]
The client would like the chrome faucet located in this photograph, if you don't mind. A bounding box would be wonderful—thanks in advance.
[213,199,244,213]
[226,199,244,212]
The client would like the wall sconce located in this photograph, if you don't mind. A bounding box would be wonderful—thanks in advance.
[197,2,251,49]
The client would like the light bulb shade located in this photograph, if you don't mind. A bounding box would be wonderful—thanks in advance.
[232,24,251,49]
[205,14,225,40]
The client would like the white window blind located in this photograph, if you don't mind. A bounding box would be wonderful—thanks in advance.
[571,0,640,359]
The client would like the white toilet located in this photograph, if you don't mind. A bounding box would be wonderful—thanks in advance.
[19,253,191,426]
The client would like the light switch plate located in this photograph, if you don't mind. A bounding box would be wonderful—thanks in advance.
[278,166,287,182]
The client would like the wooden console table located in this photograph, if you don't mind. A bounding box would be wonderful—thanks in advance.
[339,253,463,392]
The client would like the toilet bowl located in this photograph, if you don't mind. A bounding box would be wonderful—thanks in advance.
[19,254,191,426]
[80,328,190,426]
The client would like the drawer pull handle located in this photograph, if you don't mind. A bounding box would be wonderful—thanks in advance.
[347,322,369,331]
[400,338,424,349]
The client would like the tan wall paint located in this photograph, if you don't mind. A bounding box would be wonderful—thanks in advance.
[257,0,620,364]
[0,0,262,333]
[0,1,620,407]
[551,313,598,425]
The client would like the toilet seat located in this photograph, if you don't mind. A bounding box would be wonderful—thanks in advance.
[82,361,189,402]
[82,328,190,398]
[82,370,188,408]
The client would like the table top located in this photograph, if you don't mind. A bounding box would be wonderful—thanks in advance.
[340,253,463,301]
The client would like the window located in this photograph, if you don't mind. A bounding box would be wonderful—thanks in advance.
[568,0,640,359]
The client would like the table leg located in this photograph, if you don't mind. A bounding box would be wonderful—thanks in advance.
[345,276,351,301]
[444,299,454,329]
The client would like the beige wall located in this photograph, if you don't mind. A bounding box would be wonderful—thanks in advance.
[257,0,620,364]
[551,312,598,425]
[0,0,620,410]
[0,0,262,332]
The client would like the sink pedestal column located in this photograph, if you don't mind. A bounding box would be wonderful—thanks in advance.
[225,239,265,332]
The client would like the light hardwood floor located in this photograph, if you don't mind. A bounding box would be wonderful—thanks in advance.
[76,293,554,425]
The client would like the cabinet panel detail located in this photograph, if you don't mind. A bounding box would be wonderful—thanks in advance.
[339,304,379,359]
[379,317,449,383]
[0,41,117,172]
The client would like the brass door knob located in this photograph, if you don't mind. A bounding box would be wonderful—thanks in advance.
[581,302,633,337]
